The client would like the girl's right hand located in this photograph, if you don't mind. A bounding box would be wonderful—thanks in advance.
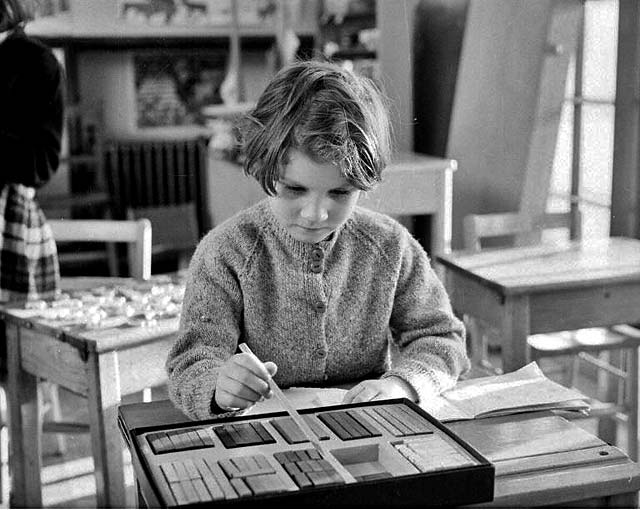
[214,352,278,411]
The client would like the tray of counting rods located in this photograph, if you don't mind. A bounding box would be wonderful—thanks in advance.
[128,399,494,507]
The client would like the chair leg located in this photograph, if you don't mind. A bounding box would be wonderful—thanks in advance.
[465,316,502,375]
[42,382,67,455]
[0,385,6,504]
[627,347,638,461]
[465,316,483,365]
[597,351,618,446]
[567,354,580,389]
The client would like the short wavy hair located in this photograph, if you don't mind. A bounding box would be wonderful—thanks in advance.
[242,60,392,195]
[0,0,34,32]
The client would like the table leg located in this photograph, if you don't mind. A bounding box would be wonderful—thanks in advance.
[499,295,531,373]
[86,350,126,508]
[6,322,43,508]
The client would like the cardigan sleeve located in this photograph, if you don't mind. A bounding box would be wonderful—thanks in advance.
[0,36,64,188]
[165,235,245,420]
[383,233,469,404]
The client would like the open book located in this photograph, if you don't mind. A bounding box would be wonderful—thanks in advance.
[248,362,590,422]
[421,362,590,421]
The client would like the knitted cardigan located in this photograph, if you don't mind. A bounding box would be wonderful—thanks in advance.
[167,199,469,420]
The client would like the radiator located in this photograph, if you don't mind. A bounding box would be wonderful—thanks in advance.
[105,136,210,234]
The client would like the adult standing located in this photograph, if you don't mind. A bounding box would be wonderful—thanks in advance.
[0,0,63,303]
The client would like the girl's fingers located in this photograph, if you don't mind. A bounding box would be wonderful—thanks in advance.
[216,352,279,411]
[343,382,381,404]
[264,361,278,377]
[343,383,367,404]
[215,388,255,410]
[218,372,265,402]
[228,360,272,396]
[351,386,380,403]
[234,352,275,382]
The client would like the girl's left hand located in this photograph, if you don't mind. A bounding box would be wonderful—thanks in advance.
[342,376,418,404]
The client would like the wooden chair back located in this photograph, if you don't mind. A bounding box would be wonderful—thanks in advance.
[463,211,581,252]
[126,202,199,270]
[48,219,152,280]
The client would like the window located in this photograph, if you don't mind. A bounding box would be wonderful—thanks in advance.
[548,0,619,240]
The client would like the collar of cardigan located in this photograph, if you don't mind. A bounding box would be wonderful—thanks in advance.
[258,199,347,259]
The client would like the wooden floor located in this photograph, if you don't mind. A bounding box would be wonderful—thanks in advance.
[0,357,636,508]
[0,386,170,509]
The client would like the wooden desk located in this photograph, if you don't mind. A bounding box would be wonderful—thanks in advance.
[207,152,456,256]
[436,237,640,372]
[1,277,181,508]
[117,400,640,508]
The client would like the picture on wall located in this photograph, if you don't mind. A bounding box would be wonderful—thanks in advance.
[134,52,228,128]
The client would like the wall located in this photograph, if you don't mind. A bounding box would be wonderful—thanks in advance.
[78,52,137,137]
[446,0,553,248]
[377,0,417,153]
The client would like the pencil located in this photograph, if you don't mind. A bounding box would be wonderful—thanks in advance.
[238,342,355,484]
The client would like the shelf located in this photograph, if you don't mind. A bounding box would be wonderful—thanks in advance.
[26,16,316,48]
[331,49,376,60]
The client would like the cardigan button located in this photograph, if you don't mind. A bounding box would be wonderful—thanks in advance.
[311,248,324,261]
[315,302,326,313]
[310,262,322,273]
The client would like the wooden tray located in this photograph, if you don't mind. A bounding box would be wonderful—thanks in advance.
[124,399,494,508]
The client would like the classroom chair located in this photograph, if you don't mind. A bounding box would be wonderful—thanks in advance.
[30,219,151,452]
[126,202,200,273]
[39,104,120,275]
[462,211,639,461]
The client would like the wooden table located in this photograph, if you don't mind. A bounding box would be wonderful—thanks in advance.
[436,237,640,372]
[117,400,640,508]
[207,152,456,256]
[1,277,181,508]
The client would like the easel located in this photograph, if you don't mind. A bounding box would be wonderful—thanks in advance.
[446,0,583,248]
[517,0,583,244]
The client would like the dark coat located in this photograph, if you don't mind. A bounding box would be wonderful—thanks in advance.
[0,27,64,188]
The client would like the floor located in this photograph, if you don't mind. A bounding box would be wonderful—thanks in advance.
[0,386,169,509]
[0,355,635,508]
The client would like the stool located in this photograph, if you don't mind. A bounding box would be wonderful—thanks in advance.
[528,325,639,461]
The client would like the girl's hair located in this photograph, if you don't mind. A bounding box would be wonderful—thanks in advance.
[242,60,392,195]
[0,0,34,32]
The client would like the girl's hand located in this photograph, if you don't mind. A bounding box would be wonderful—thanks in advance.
[342,376,418,404]
[214,352,278,411]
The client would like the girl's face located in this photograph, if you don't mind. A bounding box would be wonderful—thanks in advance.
[269,149,360,243]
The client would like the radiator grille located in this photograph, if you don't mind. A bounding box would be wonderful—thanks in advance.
[105,136,210,234]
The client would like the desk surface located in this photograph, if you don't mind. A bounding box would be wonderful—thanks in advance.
[3,276,185,508]
[436,237,640,295]
[0,275,183,354]
[119,399,640,508]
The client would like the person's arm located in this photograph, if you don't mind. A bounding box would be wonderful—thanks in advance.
[382,234,469,404]
[165,237,245,420]
[0,45,64,188]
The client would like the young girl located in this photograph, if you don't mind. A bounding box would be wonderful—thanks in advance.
[167,60,468,420]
